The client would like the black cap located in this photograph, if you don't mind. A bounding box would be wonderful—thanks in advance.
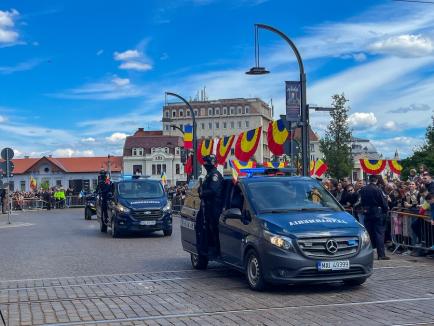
[203,155,217,167]
[368,175,378,183]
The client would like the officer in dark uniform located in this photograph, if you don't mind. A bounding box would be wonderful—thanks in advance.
[359,175,390,260]
[198,155,224,256]
[97,170,111,225]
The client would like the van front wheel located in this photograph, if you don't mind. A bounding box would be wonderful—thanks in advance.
[245,249,267,291]
[191,253,208,270]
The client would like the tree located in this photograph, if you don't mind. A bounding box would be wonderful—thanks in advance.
[319,94,353,180]
[401,116,434,179]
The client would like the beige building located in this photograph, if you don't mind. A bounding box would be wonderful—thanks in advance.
[162,97,273,171]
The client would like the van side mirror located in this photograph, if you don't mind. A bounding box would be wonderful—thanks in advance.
[225,208,242,219]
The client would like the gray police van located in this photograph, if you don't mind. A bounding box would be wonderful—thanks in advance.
[180,169,373,291]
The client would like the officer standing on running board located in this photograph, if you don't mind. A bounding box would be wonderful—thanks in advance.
[359,174,390,260]
[198,155,224,256]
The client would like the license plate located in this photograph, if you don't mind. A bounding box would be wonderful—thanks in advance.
[317,260,350,271]
[140,220,156,226]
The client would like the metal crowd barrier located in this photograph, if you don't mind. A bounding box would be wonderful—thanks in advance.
[12,198,46,211]
[66,196,85,208]
[171,196,184,215]
[390,208,434,253]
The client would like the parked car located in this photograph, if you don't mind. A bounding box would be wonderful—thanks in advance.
[180,169,373,291]
[96,177,172,238]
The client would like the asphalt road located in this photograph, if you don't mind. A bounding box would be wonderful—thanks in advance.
[1,209,434,326]
[0,208,192,280]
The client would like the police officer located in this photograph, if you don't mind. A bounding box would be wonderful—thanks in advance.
[359,175,390,260]
[97,170,111,226]
[198,155,224,256]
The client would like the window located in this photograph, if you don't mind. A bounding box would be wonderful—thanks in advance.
[245,106,250,114]
[165,111,169,118]
[56,180,62,187]
[194,109,198,117]
[237,106,242,114]
[230,106,235,115]
[223,122,227,129]
[230,148,235,155]
[201,123,205,130]
[165,125,169,131]
[186,110,191,116]
[215,107,220,115]
[175,147,180,155]
[215,122,219,129]
[231,121,235,129]
[179,110,184,117]
[8,181,14,191]
[172,110,176,117]
[238,121,242,128]
[163,164,167,173]
[310,155,315,161]
[310,144,315,152]
[200,108,205,116]
[133,165,143,175]
[208,108,213,116]
[132,148,137,156]
[92,179,98,190]
[223,107,227,115]
[152,165,156,175]
[209,122,212,129]
[245,121,249,128]
[164,147,169,154]
[157,164,162,175]
[20,181,25,191]
[176,164,180,175]
[133,148,143,156]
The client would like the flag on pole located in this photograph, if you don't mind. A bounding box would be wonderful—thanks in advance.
[183,124,193,149]
[30,176,37,190]
[161,172,167,186]
[267,119,289,155]
[263,161,287,168]
[314,159,328,177]
[229,160,257,183]
[234,127,262,162]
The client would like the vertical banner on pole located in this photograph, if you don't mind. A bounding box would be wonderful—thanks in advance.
[285,81,301,122]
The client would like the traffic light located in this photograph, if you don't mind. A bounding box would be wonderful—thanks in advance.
[180,148,188,164]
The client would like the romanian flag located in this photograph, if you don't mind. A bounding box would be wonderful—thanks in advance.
[267,119,289,156]
[161,172,167,186]
[183,125,193,150]
[216,135,235,165]
[30,176,37,190]
[197,138,214,165]
[235,127,262,162]
[264,161,288,168]
[184,155,193,175]
[360,159,386,175]
[310,160,315,176]
[314,159,328,177]
[229,160,257,183]
[388,160,403,174]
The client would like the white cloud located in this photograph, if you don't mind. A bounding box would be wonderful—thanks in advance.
[0,115,6,123]
[384,120,398,131]
[114,49,140,61]
[0,59,44,74]
[119,61,152,71]
[369,34,434,57]
[112,76,130,86]
[371,136,424,158]
[348,112,377,129]
[105,132,128,143]
[53,148,95,157]
[0,9,19,44]
[80,137,95,143]
[388,103,431,114]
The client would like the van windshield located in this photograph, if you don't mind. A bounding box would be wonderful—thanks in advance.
[117,181,164,199]
[245,179,342,213]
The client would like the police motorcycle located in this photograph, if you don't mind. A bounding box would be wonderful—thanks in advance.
[180,167,374,291]
[96,174,172,238]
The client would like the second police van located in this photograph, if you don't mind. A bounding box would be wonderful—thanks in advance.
[180,168,374,291]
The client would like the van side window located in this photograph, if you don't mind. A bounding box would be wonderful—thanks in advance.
[230,186,244,210]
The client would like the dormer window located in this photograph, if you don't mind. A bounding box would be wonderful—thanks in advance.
[175,147,180,155]
[132,148,143,156]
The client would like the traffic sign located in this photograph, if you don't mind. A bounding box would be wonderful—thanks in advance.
[0,161,14,177]
[1,148,14,161]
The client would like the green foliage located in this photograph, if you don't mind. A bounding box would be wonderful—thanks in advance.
[319,94,353,180]
[41,180,50,190]
[401,116,434,179]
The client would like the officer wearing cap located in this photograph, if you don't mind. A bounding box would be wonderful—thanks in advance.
[359,175,390,260]
[97,170,111,226]
[198,155,224,255]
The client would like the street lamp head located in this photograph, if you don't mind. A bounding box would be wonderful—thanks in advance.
[246,66,270,75]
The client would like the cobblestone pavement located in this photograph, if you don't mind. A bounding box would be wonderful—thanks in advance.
[1,210,434,325]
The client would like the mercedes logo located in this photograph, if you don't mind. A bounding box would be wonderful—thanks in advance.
[325,239,338,254]
[144,211,152,215]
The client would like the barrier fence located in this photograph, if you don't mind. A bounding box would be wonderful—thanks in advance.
[171,196,184,214]
[390,208,434,253]
[8,196,86,211]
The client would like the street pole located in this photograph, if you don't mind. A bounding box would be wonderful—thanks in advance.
[165,92,199,180]
[251,24,310,176]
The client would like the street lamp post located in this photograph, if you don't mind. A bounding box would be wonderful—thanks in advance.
[246,23,309,176]
[165,92,199,180]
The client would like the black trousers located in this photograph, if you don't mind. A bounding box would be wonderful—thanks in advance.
[364,214,386,258]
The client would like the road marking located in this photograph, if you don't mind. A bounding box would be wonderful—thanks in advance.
[43,296,434,326]
[0,223,33,229]
[392,322,434,326]
[374,265,430,269]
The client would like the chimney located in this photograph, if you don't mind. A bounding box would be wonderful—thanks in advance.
[138,127,144,132]
[24,155,29,159]
[48,155,52,158]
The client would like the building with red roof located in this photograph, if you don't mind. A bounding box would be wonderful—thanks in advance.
[2,156,122,193]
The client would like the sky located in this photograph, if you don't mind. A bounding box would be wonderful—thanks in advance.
[0,0,433,159]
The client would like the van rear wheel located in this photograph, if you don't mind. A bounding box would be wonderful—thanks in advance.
[191,253,208,270]
[245,249,267,291]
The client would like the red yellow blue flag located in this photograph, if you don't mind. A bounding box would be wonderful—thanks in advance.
[264,161,287,168]
[267,119,289,156]
[197,138,214,165]
[183,125,193,150]
[359,159,386,175]
[216,135,235,165]
[235,127,262,162]
[388,160,403,174]
[229,160,257,183]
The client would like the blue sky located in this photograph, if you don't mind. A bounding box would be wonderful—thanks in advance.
[0,0,433,159]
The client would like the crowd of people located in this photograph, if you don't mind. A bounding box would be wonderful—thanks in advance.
[322,165,434,257]
[166,184,188,212]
